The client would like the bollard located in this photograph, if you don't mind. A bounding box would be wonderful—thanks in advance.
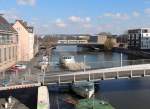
[8,96,12,104]
[4,102,8,109]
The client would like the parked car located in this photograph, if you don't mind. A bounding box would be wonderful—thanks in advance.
[14,64,27,70]
[39,61,48,66]
[9,67,19,72]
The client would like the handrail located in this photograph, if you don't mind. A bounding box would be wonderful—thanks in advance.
[43,64,150,78]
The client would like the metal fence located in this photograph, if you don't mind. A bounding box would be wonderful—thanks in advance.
[1,59,150,89]
[0,70,40,88]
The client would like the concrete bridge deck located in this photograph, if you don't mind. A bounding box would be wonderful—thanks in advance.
[43,64,150,85]
[1,64,150,91]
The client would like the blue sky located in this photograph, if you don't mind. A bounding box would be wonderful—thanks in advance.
[0,0,150,34]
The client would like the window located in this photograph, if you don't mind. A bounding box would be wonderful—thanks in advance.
[4,48,6,61]
[0,48,1,63]
[13,46,15,58]
[9,47,11,59]
[143,29,148,33]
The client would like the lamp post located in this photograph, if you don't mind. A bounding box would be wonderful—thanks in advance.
[84,55,86,72]
[121,53,123,67]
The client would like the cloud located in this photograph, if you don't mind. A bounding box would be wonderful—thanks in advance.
[144,8,150,15]
[55,18,67,28]
[68,16,91,23]
[0,8,21,21]
[103,12,130,20]
[144,0,150,4]
[85,17,91,22]
[132,11,140,17]
[83,23,92,28]
[68,16,82,22]
[17,0,36,6]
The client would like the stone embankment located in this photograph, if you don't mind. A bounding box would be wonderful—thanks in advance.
[113,48,150,58]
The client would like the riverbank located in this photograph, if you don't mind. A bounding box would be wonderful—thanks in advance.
[113,48,150,58]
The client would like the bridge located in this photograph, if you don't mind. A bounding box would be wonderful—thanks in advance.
[43,64,150,85]
[1,59,150,91]
[1,64,150,91]
[56,40,100,46]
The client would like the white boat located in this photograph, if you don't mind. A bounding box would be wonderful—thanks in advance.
[60,56,75,65]
[72,81,94,98]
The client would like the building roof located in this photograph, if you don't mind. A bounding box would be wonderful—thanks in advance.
[0,15,17,34]
[16,20,34,33]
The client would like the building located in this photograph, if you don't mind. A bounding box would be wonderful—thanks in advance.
[97,35,108,45]
[96,34,117,46]
[117,34,128,48]
[0,15,18,72]
[34,35,39,56]
[128,28,150,50]
[89,35,98,43]
[13,20,35,61]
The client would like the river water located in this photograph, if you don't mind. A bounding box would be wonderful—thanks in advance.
[49,46,150,109]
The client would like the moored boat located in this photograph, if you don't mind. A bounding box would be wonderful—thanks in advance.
[72,81,94,98]
[76,99,115,109]
[60,56,75,65]
[59,56,90,71]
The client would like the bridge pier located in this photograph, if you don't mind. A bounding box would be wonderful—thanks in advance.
[37,86,50,109]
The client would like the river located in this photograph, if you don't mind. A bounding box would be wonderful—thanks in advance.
[48,46,150,109]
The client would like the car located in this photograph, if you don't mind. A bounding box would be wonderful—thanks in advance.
[14,64,27,70]
[9,67,19,72]
[39,61,48,66]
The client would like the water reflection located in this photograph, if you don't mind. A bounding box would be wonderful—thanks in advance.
[49,45,150,109]
[50,46,139,71]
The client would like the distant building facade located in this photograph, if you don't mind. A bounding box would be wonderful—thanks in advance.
[13,20,34,61]
[117,34,128,48]
[34,35,39,56]
[0,15,18,72]
[97,35,108,45]
[88,35,98,43]
[128,28,150,50]
[96,35,117,47]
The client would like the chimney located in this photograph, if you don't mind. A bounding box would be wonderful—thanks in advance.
[23,21,27,26]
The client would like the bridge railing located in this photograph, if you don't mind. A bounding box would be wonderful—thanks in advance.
[0,70,40,87]
[42,64,150,84]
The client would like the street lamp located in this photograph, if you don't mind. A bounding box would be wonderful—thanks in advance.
[84,55,86,72]
[121,53,123,67]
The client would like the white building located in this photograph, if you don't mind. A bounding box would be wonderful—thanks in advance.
[128,28,150,50]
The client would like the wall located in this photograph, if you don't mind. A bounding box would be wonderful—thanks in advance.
[13,21,34,61]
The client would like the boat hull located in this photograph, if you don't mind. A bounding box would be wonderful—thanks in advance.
[72,87,94,98]
[72,82,94,98]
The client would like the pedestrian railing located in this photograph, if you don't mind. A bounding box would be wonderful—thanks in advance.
[41,64,150,85]
[1,59,150,90]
